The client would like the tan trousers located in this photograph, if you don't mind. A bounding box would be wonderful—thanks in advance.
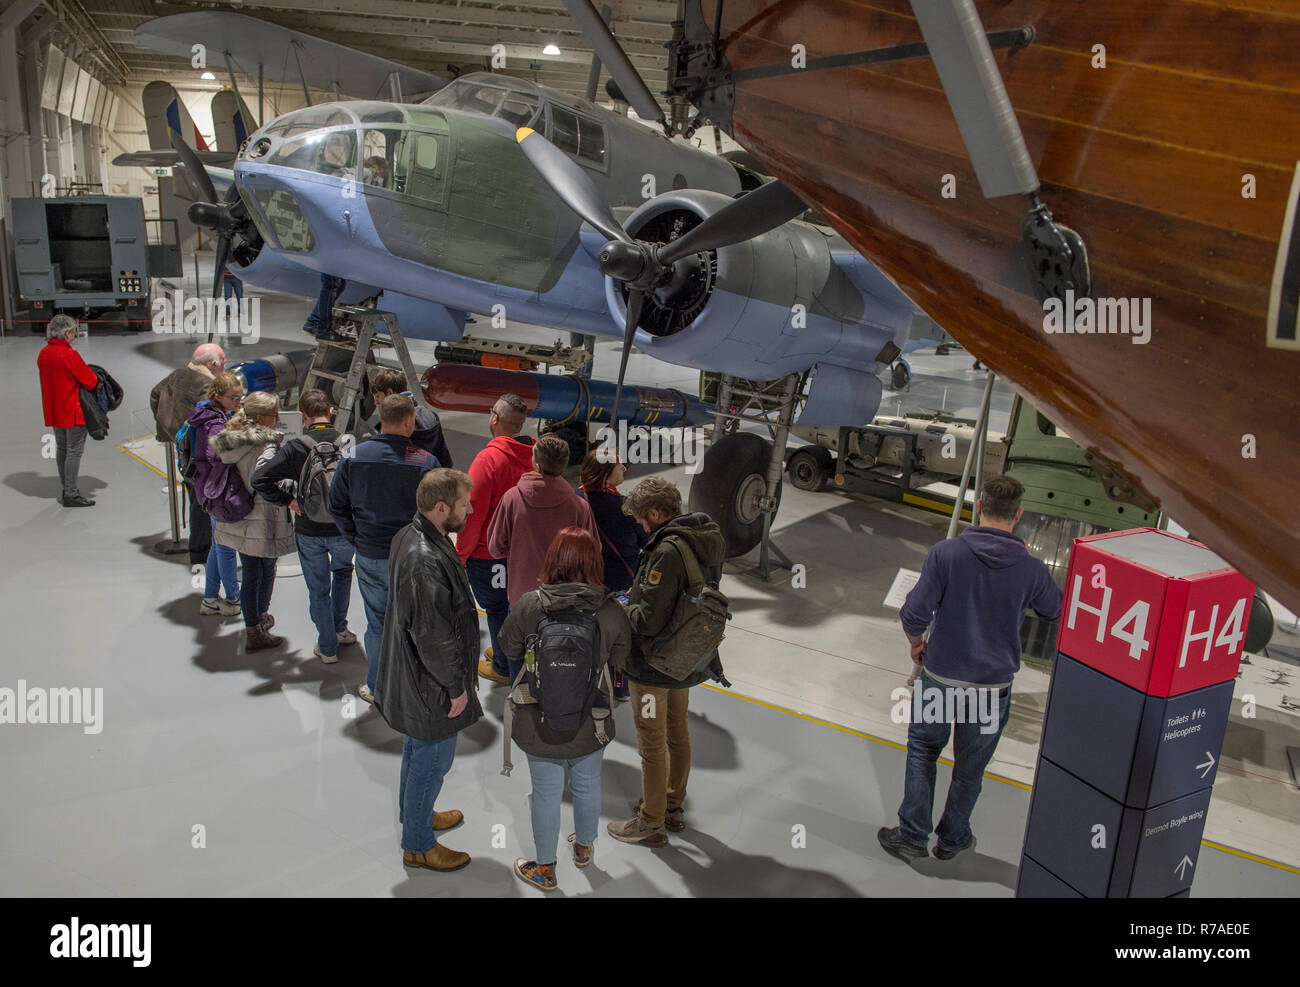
[630,681,691,829]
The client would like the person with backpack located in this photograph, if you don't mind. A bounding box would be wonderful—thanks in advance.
[576,447,645,702]
[487,434,601,685]
[211,391,295,652]
[606,477,729,849]
[251,388,357,664]
[498,527,632,891]
[151,343,226,567]
[185,373,244,617]
[374,468,481,873]
[36,314,98,507]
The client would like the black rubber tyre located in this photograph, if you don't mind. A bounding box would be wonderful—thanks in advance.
[787,445,833,492]
[1245,588,1274,654]
[891,360,911,390]
[689,431,782,558]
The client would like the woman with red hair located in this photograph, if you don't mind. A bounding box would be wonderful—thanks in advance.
[499,526,632,892]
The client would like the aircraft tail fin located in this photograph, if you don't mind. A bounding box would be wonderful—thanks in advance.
[211,88,257,152]
[142,80,210,152]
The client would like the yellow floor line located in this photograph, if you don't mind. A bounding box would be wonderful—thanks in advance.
[117,440,169,480]
[701,682,1300,876]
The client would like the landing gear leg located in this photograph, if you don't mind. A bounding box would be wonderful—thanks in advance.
[689,372,802,579]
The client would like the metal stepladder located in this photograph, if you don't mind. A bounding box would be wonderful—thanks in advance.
[301,305,434,434]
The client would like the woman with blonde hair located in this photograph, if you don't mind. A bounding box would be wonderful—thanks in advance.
[211,390,295,651]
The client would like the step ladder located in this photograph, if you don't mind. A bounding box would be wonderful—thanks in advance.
[301,306,433,435]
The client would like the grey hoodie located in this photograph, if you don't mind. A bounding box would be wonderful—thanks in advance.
[211,423,295,558]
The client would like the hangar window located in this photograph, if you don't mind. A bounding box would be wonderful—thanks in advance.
[548,106,605,167]
[268,130,357,179]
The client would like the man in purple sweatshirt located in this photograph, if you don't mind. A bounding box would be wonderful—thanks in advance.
[879,475,1063,863]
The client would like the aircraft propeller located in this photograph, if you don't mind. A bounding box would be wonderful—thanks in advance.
[170,132,253,338]
[514,125,806,421]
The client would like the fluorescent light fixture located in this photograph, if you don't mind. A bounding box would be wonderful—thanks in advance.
[201,71,216,80]
[543,43,561,55]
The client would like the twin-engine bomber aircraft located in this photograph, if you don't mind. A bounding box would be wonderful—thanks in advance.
[185,72,924,554]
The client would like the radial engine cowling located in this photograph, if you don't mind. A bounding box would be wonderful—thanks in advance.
[603,189,911,387]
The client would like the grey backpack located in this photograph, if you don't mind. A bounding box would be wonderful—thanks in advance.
[295,434,342,524]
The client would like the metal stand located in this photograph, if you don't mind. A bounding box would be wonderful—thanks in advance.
[946,370,996,539]
[302,306,432,435]
[154,440,190,556]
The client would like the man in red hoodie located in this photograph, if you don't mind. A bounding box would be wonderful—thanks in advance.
[487,433,601,684]
[459,394,536,685]
[37,315,99,507]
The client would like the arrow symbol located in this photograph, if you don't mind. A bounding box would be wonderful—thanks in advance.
[1197,752,1216,778]
[1174,855,1194,880]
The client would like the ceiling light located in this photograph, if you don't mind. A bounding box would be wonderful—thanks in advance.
[543,43,561,55]
[201,71,215,80]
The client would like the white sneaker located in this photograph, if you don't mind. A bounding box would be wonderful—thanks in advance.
[200,597,241,617]
[357,683,375,704]
[337,629,358,646]
[314,645,339,664]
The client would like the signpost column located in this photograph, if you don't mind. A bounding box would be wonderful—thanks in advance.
[1016,528,1254,897]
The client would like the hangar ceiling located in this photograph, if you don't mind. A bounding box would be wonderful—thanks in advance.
[74,0,680,104]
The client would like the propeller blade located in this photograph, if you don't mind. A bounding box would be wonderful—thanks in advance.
[515,126,632,245]
[562,0,666,128]
[657,180,808,266]
[207,233,232,343]
[168,129,217,205]
[610,288,645,423]
[585,3,613,102]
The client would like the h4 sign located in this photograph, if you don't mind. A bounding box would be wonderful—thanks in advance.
[1055,529,1254,697]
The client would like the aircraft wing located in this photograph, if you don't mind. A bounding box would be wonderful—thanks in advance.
[112,149,235,168]
[135,12,449,99]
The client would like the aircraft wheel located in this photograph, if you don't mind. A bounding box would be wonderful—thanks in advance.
[1245,588,1274,654]
[891,360,911,390]
[689,431,782,558]
[787,445,833,491]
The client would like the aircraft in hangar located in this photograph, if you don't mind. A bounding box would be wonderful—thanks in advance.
[172,68,930,557]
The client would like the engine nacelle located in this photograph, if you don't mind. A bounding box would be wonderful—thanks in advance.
[603,190,912,385]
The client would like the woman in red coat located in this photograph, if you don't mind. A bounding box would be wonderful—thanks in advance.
[36,315,98,507]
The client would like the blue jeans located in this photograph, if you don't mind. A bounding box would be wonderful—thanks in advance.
[525,748,605,865]
[296,532,354,657]
[465,556,509,675]
[238,554,277,628]
[222,276,243,302]
[354,552,389,691]
[897,671,1012,850]
[304,274,346,333]
[399,733,458,853]
[204,518,240,601]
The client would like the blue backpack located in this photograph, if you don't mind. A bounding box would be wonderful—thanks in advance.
[174,402,206,482]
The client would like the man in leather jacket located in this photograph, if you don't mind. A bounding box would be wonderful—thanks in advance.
[375,468,482,872]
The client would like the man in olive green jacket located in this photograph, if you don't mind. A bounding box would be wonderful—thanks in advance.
[607,476,727,849]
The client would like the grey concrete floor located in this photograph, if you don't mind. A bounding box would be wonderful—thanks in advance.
[0,291,1295,898]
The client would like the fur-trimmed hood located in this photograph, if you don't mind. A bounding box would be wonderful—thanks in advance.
[212,423,282,464]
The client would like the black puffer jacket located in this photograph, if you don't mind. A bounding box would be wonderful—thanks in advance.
[374,512,483,741]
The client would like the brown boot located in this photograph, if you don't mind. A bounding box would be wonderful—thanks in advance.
[244,624,284,652]
[432,809,463,831]
[403,844,470,871]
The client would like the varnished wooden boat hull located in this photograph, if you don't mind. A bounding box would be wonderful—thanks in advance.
[709,0,1300,614]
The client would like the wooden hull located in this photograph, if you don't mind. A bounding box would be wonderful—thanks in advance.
[708,0,1300,614]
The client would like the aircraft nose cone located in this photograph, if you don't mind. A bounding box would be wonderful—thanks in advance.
[598,239,647,282]
[187,201,223,230]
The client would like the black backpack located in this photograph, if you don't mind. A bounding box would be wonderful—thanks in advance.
[501,605,614,775]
